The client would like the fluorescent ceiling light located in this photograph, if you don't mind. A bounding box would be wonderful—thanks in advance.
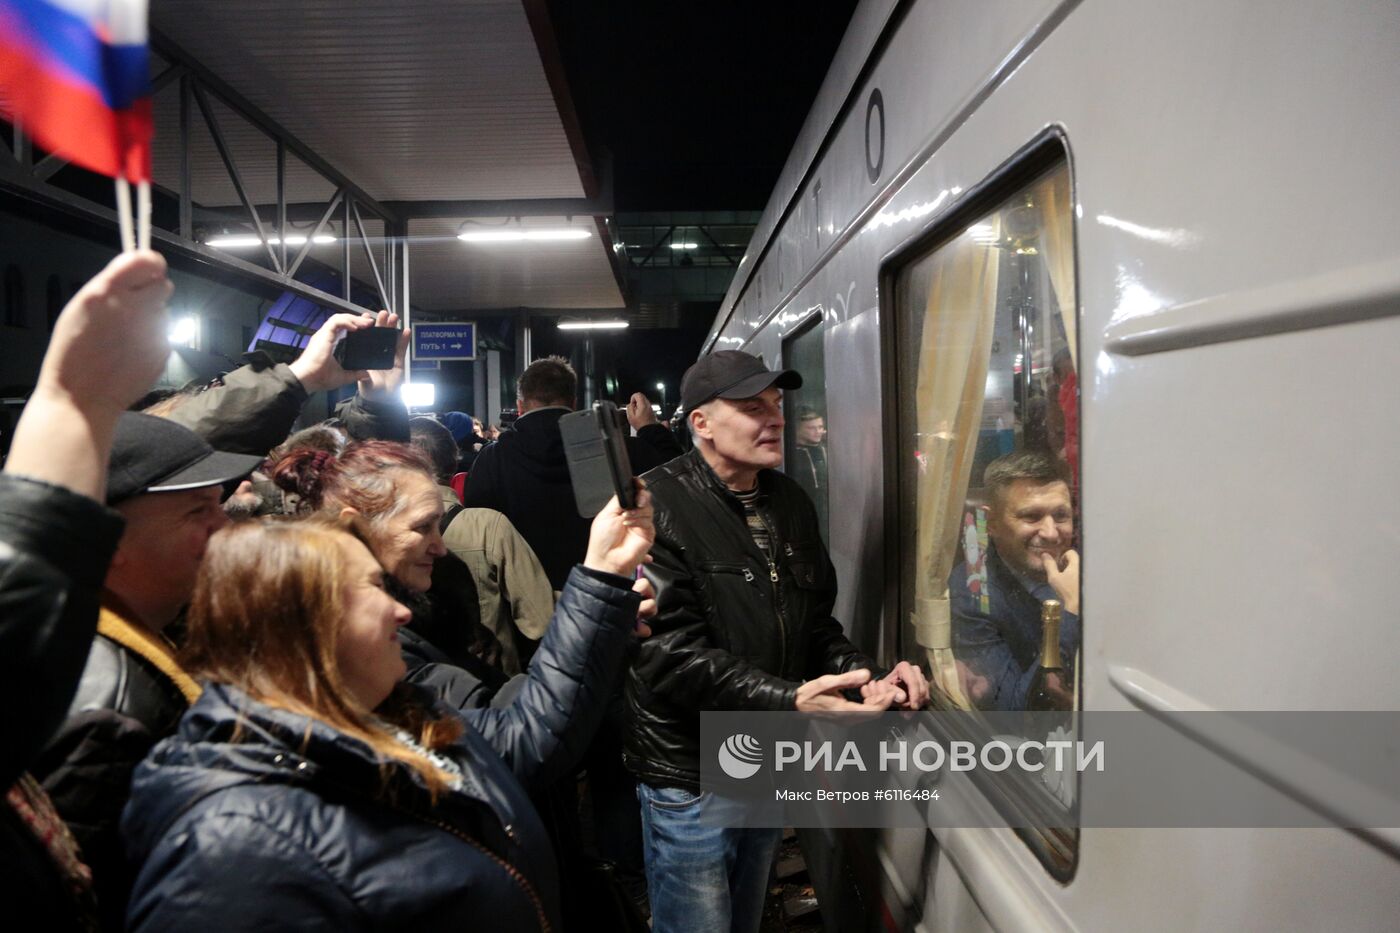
[457,229,591,243]
[557,320,628,331]
[401,382,436,408]
[207,234,336,248]
[669,242,698,250]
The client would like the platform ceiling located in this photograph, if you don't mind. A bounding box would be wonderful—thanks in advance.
[148,0,623,312]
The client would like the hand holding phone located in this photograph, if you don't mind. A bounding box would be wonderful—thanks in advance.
[560,400,636,517]
[333,325,400,371]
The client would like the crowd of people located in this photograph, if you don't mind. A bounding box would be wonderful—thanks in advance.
[0,250,926,933]
[0,247,1091,932]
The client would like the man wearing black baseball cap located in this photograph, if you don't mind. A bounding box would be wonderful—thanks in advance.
[624,350,929,933]
[33,412,261,925]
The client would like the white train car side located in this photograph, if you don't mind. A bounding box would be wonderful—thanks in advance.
[705,0,1400,929]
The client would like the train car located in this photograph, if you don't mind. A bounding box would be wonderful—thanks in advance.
[703,0,1400,929]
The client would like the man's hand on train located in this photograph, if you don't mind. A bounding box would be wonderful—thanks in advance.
[627,392,658,429]
[872,660,930,710]
[796,669,893,713]
[289,313,375,393]
[357,310,411,402]
[1042,548,1080,615]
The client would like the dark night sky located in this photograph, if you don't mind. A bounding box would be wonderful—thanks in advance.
[544,2,858,406]
[549,1,859,209]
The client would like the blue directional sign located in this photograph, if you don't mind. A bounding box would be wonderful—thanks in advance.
[413,322,477,361]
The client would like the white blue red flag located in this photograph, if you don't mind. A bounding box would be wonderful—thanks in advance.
[0,0,152,181]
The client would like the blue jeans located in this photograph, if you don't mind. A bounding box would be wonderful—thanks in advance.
[637,783,781,933]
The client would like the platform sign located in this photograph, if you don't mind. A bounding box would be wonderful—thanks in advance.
[414,322,477,361]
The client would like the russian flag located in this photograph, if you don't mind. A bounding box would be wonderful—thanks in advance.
[0,0,152,181]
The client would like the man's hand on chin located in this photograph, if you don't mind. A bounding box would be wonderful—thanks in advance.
[1041,549,1080,615]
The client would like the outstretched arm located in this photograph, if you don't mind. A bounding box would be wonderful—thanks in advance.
[165,312,374,454]
[1,250,171,784]
[465,488,653,789]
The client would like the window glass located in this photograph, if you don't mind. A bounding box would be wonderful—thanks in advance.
[782,320,829,546]
[892,157,1078,869]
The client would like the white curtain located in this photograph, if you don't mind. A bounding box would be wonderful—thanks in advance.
[909,226,1001,709]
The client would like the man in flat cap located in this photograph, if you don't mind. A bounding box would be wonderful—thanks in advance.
[624,350,929,933]
[32,413,261,928]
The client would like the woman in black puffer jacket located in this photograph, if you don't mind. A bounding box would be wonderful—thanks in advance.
[120,495,652,931]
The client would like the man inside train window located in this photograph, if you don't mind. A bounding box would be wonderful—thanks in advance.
[789,405,828,527]
[949,449,1080,711]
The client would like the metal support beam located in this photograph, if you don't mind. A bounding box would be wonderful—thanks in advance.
[150,29,399,226]
[179,75,193,237]
[351,200,390,312]
[342,196,352,301]
[696,223,739,265]
[635,225,676,268]
[276,140,287,273]
[286,188,343,279]
[191,82,281,273]
[380,194,612,219]
[514,316,532,380]
[400,227,411,319]
[400,232,408,367]
[0,159,368,316]
[386,221,398,316]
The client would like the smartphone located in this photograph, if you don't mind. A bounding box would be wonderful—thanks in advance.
[559,400,636,517]
[334,327,399,371]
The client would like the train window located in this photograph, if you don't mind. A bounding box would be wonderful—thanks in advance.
[783,317,829,546]
[889,152,1079,873]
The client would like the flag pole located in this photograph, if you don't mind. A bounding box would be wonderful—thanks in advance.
[115,176,135,253]
[137,180,151,250]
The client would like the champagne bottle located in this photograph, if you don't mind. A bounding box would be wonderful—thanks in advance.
[1026,599,1072,714]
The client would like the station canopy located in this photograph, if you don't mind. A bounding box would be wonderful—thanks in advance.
[149,0,623,314]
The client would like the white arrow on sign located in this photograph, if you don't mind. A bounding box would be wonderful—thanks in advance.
[450,342,462,349]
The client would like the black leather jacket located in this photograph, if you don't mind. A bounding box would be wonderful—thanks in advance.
[34,607,198,930]
[0,475,125,931]
[623,448,879,790]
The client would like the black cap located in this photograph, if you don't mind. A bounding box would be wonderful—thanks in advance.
[106,412,264,505]
[679,351,802,413]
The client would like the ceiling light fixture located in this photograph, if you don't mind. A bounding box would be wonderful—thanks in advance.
[669,242,699,250]
[457,228,591,244]
[207,234,336,248]
[557,320,628,331]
